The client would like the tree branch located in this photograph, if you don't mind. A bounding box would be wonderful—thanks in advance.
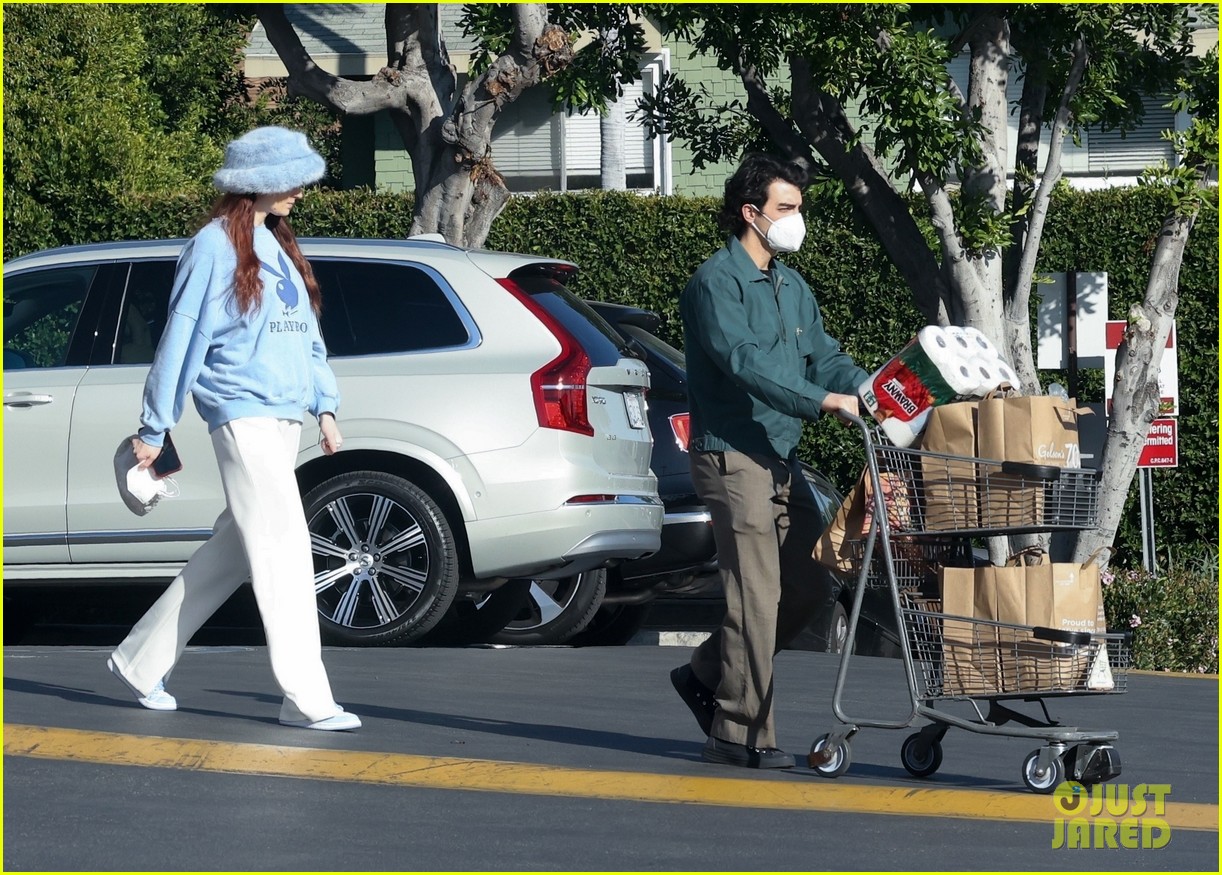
[1004,36,1088,389]
[947,5,1010,56]
[740,64,816,171]
[789,57,948,324]
[917,171,984,327]
[1004,69,1048,294]
[257,4,409,115]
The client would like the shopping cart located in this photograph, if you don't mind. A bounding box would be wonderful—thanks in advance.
[809,413,1130,793]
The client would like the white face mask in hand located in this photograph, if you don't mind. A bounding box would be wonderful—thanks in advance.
[125,465,178,506]
[750,206,806,253]
[114,435,179,516]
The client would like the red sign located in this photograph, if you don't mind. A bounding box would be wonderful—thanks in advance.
[1104,321,1178,417]
[1138,418,1178,468]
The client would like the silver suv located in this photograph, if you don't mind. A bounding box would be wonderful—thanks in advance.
[3,237,662,645]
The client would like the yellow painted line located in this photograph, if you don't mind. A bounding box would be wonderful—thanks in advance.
[4,723,1217,832]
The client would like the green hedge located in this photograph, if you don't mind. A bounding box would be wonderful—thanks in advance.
[5,186,1216,569]
[1102,550,1218,673]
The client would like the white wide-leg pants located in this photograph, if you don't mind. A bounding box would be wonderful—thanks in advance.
[111,417,340,723]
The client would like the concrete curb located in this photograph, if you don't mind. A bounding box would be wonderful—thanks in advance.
[627,630,713,647]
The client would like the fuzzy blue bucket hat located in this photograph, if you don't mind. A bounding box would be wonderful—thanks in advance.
[213,126,325,194]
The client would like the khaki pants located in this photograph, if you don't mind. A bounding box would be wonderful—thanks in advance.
[689,450,828,749]
[111,418,341,724]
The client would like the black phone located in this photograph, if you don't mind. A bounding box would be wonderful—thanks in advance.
[152,432,183,479]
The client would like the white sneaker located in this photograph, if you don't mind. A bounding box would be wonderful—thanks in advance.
[107,657,177,711]
[279,709,362,731]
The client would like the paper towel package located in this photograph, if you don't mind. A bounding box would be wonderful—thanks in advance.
[859,325,1016,447]
[858,327,964,447]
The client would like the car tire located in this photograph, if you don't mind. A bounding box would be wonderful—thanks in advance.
[786,599,850,653]
[419,579,534,646]
[304,471,460,646]
[824,600,850,654]
[488,569,608,646]
[567,602,652,647]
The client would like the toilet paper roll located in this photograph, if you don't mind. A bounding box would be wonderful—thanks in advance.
[917,324,951,353]
[961,326,999,359]
[967,357,1002,396]
[859,326,964,447]
[994,361,1018,390]
[943,326,974,354]
[917,326,965,370]
[918,326,977,397]
[940,358,982,397]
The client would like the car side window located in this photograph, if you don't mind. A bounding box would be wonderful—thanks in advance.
[312,260,471,356]
[3,267,96,370]
[116,261,177,365]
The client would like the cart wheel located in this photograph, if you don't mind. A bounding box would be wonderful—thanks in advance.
[808,734,852,778]
[900,733,944,778]
[1022,748,1066,794]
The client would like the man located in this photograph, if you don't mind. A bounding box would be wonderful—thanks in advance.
[671,153,867,769]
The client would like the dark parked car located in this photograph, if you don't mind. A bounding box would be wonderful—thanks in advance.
[437,301,866,651]
[423,300,716,646]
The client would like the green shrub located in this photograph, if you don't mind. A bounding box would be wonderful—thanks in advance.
[1101,547,1219,674]
[4,186,1215,573]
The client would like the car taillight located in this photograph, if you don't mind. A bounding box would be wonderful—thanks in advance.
[497,278,594,436]
[669,412,691,452]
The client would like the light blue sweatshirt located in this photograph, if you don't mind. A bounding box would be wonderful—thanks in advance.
[139,219,339,447]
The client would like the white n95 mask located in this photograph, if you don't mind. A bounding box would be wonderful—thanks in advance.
[751,207,806,253]
[114,435,179,516]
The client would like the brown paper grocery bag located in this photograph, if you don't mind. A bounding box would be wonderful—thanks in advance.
[813,469,869,574]
[977,394,1084,466]
[976,395,1088,527]
[938,566,997,695]
[1016,551,1103,691]
[918,402,980,530]
[813,468,914,572]
[986,551,1036,691]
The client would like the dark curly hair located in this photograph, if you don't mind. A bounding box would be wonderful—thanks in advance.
[716,153,809,238]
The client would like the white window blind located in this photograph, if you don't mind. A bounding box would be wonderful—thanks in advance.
[566,80,652,174]
[492,74,657,190]
[1088,101,1177,173]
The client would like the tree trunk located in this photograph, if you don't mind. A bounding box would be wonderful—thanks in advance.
[1003,38,1088,395]
[959,15,1011,348]
[258,4,573,249]
[1071,211,1192,567]
[601,98,627,190]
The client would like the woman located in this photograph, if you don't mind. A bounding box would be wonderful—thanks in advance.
[107,126,360,731]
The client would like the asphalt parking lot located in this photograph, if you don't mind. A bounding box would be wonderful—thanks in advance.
[3,637,1217,871]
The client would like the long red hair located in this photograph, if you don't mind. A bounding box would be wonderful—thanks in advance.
[208,194,322,316]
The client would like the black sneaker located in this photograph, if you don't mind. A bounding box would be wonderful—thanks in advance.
[670,664,716,737]
[702,735,795,769]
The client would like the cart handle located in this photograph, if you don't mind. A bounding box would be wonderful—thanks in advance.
[999,460,1063,481]
[1031,627,1092,646]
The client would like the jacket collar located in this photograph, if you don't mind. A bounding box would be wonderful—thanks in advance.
[725,235,791,287]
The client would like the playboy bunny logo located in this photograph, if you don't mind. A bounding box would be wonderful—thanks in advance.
[260,251,300,315]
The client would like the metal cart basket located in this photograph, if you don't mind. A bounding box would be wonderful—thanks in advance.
[809,414,1130,793]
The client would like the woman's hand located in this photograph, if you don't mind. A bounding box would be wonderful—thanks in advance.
[131,437,163,470]
[320,414,344,455]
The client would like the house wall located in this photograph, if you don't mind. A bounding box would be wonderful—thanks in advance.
[244,6,1217,196]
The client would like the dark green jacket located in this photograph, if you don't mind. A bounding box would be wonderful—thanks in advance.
[680,235,867,459]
